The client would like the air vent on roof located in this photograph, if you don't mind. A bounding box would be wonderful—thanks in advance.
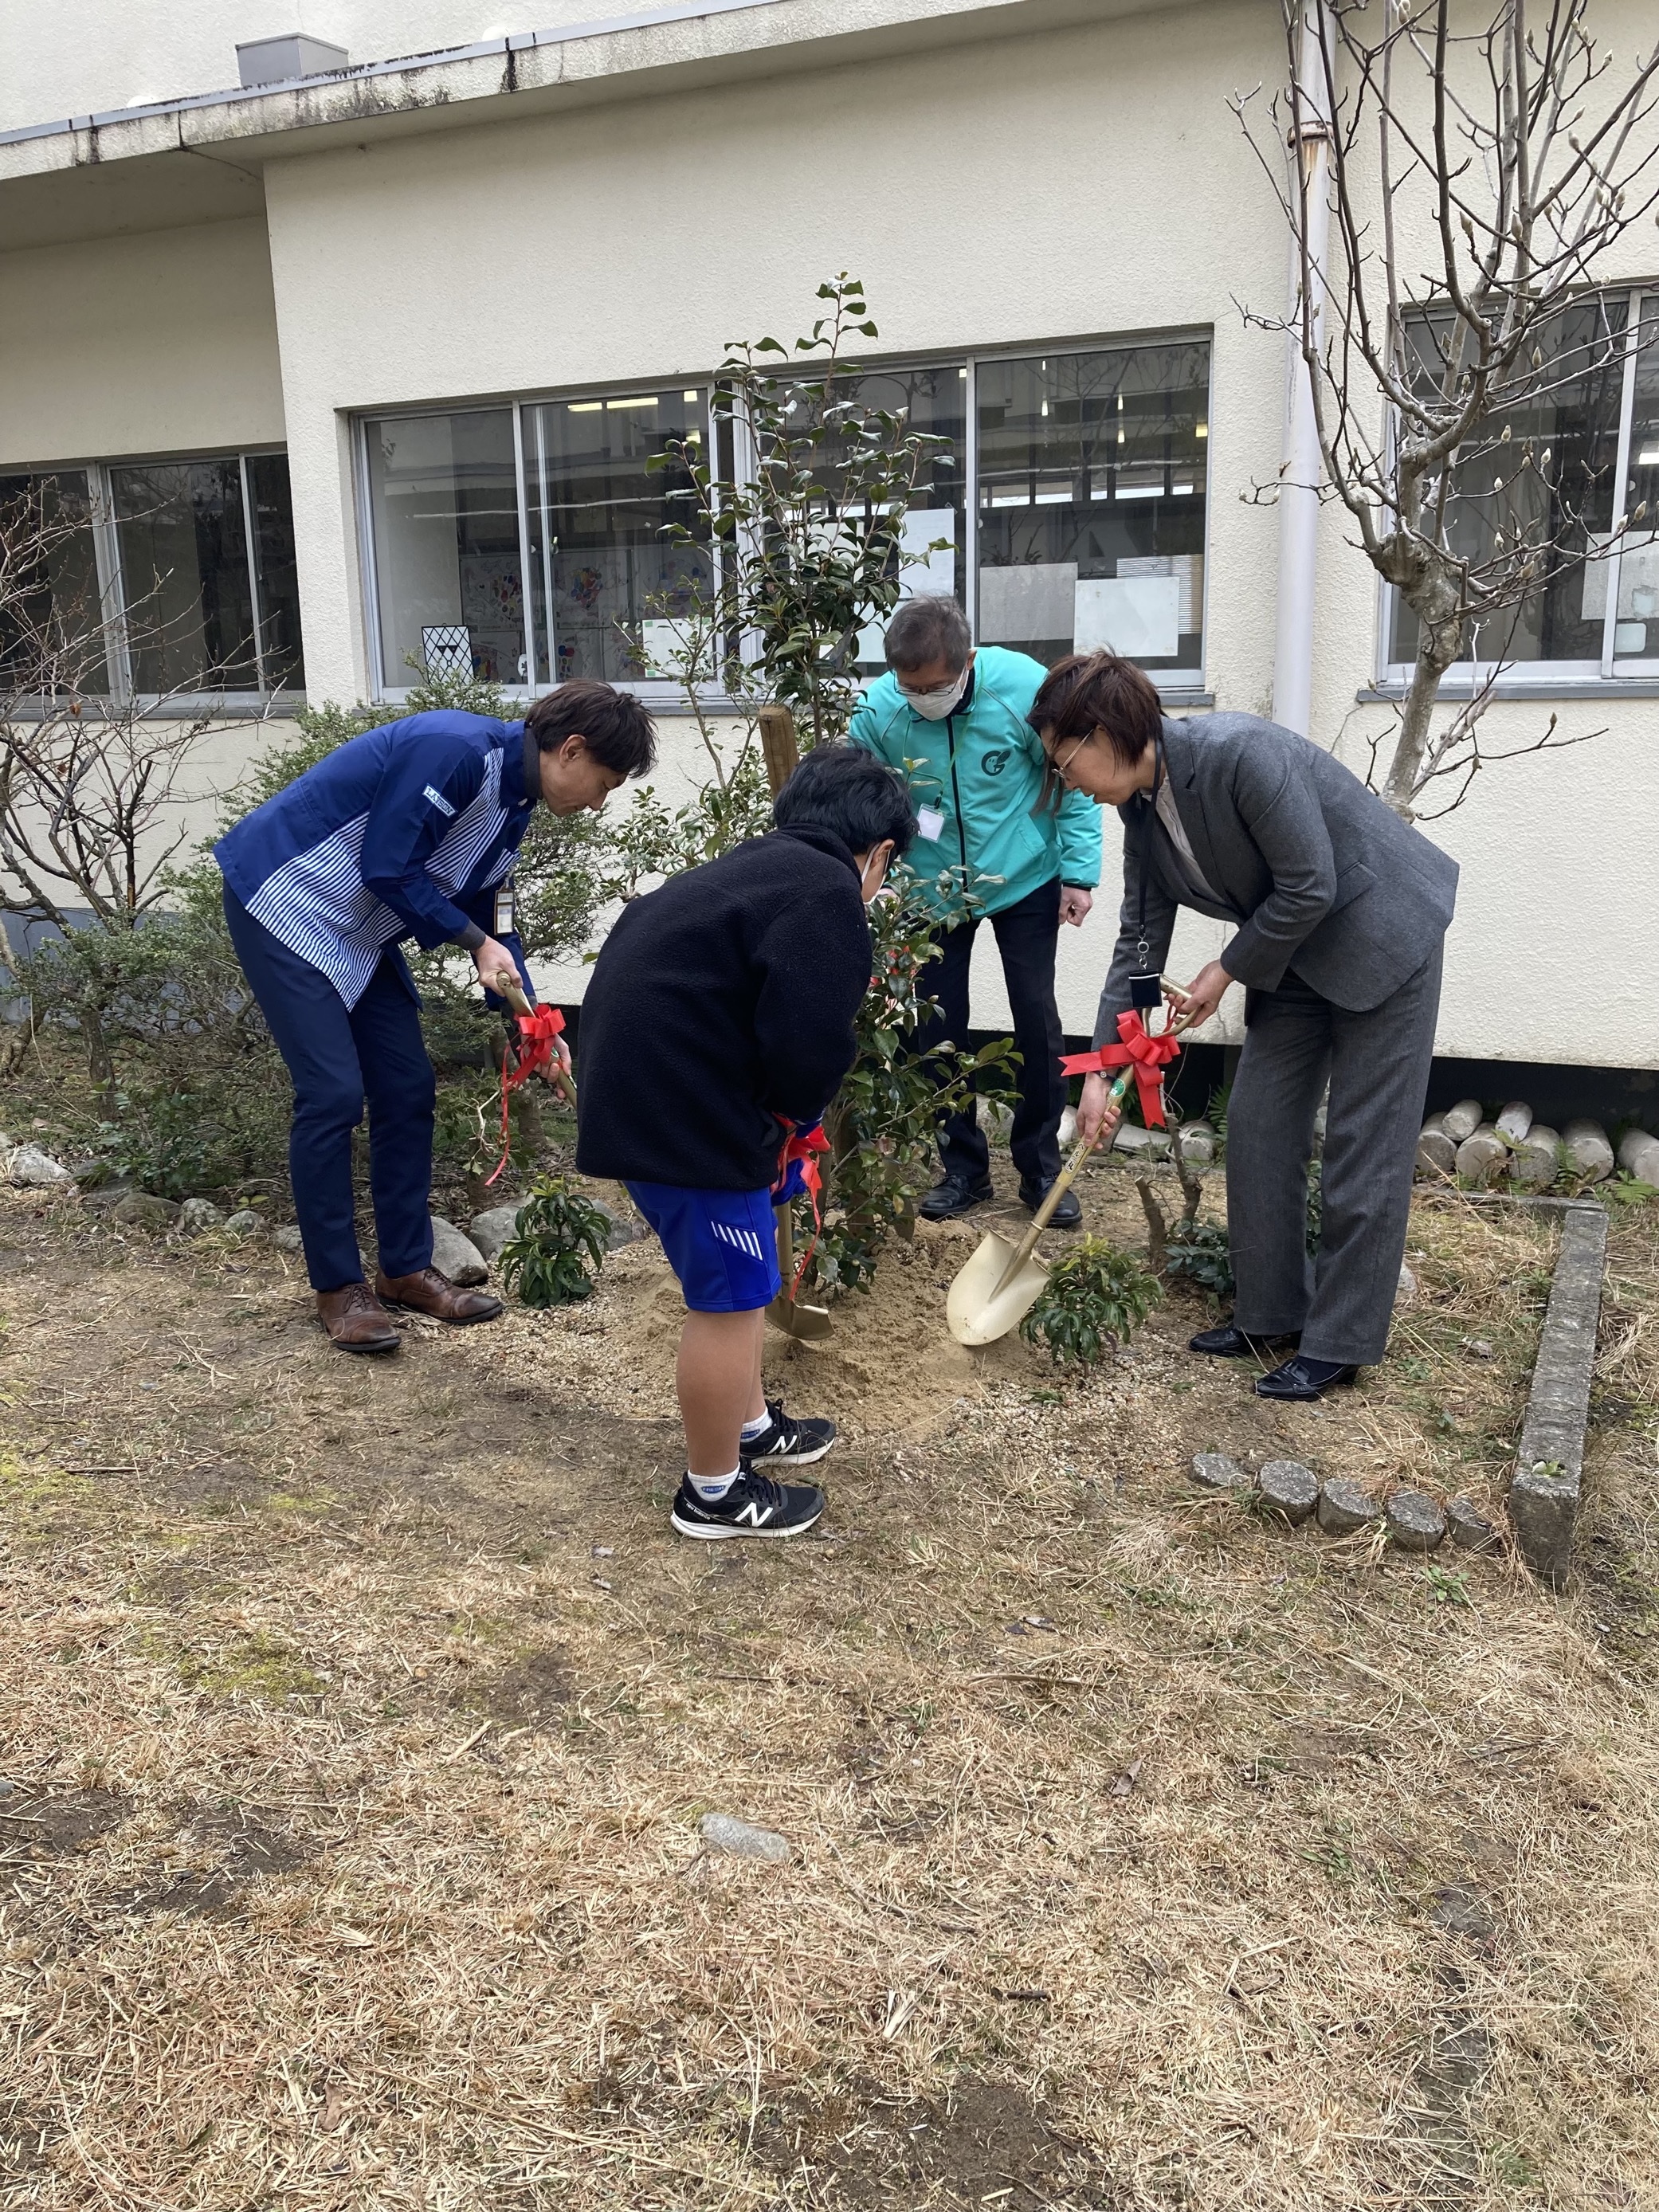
[236,33,350,89]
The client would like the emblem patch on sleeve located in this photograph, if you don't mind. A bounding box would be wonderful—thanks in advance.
[422,785,457,818]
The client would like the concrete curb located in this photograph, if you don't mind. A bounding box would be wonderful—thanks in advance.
[1507,1201,1608,1590]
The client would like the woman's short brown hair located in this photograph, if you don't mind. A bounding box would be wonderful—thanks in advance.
[1029,652,1163,809]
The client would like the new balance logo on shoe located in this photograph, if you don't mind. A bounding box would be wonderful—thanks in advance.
[670,1469,825,1540]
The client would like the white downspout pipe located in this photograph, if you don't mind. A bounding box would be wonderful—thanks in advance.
[1272,0,1333,738]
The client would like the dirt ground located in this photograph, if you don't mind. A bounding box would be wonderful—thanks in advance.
[2,1153,1658,2210]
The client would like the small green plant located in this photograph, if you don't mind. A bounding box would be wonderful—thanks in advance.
[498,1179,611,1307]
[1020,1237,1162,1367]
[1165,1215,1234,1300]
[1426,1563,1472,1606]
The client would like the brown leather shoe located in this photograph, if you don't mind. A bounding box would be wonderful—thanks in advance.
[317,1281,401,1355]
[374,1265,504,1325]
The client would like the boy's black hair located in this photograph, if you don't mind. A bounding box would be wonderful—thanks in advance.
[526,680,657,777]
[772,743,919,857]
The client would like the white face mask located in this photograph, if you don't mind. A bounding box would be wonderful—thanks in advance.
[900,667,970,721]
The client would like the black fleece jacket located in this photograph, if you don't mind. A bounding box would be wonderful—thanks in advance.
[574,823,873,1190]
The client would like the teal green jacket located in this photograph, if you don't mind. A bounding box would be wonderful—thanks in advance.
[848,646,1102,919]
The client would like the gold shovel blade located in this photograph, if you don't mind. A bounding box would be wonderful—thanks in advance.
[946,1230,1052,1347]
[765,1290,833,1339]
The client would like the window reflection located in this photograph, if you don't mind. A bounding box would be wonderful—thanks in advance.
[365,410,525,687]
[524,390,712,685]
[0,471,108,695]
[976,344,1210,671]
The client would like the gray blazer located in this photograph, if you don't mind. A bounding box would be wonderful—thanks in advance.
[1093,713,1458,1045]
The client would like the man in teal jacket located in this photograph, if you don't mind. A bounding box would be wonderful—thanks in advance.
[849,594,1101,1223]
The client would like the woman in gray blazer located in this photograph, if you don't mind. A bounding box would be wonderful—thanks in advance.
[1030,652,1458,1401]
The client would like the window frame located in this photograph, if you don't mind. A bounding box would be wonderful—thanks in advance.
[0,448,306,712]
[1376,281,1659,692]
[352,328,1216,708]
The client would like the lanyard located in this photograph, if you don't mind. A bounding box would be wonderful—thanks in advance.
[1135,732,1168,971]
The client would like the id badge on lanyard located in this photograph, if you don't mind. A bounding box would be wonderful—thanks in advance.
[493,880,516,938]
[1128,738,1166,1015]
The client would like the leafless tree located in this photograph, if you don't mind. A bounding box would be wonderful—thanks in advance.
[0,477,260,1077]
[1237,0,1659,816]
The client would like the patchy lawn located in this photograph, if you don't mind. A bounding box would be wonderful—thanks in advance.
[1,1162,1657,2210]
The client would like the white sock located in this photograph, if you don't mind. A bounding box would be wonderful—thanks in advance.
[688,1465,741,1502]
[739,1410,771,1442]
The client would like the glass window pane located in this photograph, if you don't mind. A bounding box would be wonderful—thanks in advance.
[111,458,257,693]
[0,469,108,694]
[248,452,305,693]
[976,343,1210,670]
[814,365,967,671]
[366,409,524,688]
[1610,293,1659,661]
[1390,296,1630,665]
[524,390,712,686]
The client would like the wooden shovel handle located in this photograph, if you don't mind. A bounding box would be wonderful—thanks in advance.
[492,972,577,1108]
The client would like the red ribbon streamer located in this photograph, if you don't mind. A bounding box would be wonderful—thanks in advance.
[774,1120,831,1295]
[1060,1010,1182,1128]
[485,1002,566,1186]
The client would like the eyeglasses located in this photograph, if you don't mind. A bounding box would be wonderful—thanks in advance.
[1049,733,1089,783]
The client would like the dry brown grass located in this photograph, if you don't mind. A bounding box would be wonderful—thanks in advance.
[1,1165,1657,2210]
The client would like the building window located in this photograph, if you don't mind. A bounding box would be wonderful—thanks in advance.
[524,390,712,686]
[356,340,1213,701]
[0,471,109,696]
[976,342,1210,677]
[109,451,304,696]
[363,410,525,689]
[1386,288,1659,680]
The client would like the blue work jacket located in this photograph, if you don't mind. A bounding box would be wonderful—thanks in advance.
[216,712,539,1009]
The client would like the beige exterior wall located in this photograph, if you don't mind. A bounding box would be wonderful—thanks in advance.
[0,218,286,469]
[2,0,1655,1065]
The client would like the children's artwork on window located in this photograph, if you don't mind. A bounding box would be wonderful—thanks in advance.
[421,625,473,677]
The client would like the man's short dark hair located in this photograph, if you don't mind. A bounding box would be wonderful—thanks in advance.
[772,745,919,857]
[525,680,657,777]
[884,594,971,676]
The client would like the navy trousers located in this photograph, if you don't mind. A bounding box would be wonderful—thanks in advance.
[910,875,1065,1190]
[223,888,436,1293]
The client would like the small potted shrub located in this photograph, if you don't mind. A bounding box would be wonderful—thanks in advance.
[498,1177,612,1307]
[1020,1237,1162,1367]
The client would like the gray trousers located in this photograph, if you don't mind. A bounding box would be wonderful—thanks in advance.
[1225,943,1443,1367]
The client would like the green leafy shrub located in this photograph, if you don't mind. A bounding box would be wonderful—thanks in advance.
[1020,1237,1163,1367]
[1166,1215,1235,1300]
[498,1179,612,1307]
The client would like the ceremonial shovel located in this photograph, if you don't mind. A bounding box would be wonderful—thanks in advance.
[946,1068,1134,1347]
[766,1205,833,1341]
[492,974,578,1108]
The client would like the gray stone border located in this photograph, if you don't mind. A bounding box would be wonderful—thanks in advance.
[1507,1201,1608,1590]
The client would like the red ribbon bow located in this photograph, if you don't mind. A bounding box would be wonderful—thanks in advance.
[774,1120,831,1294]
[485,1002,566,1186]
[1060,1010,1182,1128]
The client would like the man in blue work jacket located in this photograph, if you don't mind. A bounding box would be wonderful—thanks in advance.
[850,596,1101,1225]
[217,680,656,1352]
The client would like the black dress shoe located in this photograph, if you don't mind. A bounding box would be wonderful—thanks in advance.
[1255,1355,1359,1401]
[918,1175,994,1221]
[1019,1178,1081,1229]
[1189,1324,1300,1359]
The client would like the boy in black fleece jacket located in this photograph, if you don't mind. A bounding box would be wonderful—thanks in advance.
[576,748,917,1538]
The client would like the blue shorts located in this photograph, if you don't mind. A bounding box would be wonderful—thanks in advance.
[625,1182,782,1313]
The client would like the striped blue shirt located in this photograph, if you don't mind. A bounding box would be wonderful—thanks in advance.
[216,712,539,1009]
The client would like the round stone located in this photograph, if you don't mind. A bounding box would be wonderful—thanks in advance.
[1257,1459,1320,1524]
[1316,1477,1383,1535]
[1441,1098,1484,1143]
[1446,1495,1499,1552]
[1190,1452,1243,1491]
[1416,1125,1457,1177]
[1386,1488,1447,1551]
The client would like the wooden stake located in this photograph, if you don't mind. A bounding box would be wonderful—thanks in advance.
[758,704,799,798]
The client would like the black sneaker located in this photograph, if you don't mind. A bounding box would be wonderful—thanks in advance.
[743,1398,837,1468]
[919,1175,994,1221]
[1019,1177,1081,1229]
[670,1469,826,1540]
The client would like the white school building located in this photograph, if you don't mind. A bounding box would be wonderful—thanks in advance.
[2,0,1656,1082]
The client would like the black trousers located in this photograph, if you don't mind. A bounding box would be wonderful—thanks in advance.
[912,876,1065,1189]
